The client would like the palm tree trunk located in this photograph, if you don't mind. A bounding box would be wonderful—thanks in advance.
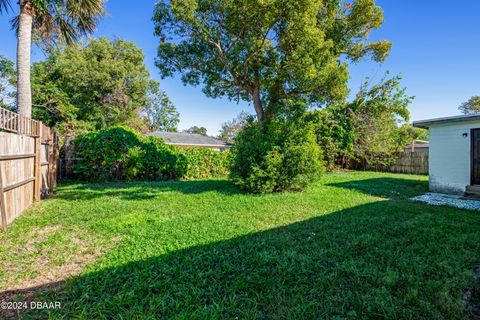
[17,1,34,119]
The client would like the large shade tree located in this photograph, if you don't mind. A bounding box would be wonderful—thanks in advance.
[31,37,157,135]
[154,0,391,124]
[0,0,105,118]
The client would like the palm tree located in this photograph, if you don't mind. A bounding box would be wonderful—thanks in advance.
[0,0,105,118]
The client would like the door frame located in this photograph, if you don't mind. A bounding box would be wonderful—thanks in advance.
[471,128,480,185]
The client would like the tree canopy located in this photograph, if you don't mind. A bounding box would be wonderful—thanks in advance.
[144,84,180,132]
[0,0,106,46]
[308,74,414,169]
[184,126,208,136]
[0,0,106,118]
[459,96,480,115]
[154,0,391,123]
[218,111,250,143]
[31,37,172,135]
[0,55,15,110]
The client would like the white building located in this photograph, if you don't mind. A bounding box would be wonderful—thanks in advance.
[414,114,480,195]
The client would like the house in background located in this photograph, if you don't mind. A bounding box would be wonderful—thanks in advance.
[404,140,429,154]
[145,132,231,152]
[414,114,480,196]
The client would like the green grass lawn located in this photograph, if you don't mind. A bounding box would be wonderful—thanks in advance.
[0,171,479,319]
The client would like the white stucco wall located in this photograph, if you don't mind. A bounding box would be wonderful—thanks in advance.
[429,120,480,194]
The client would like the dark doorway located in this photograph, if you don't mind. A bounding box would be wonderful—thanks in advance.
[471,129,480,185]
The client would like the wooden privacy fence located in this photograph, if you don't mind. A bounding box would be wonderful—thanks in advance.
[387,152,428,174]
[365,152,428,175]
[0,107,59,230]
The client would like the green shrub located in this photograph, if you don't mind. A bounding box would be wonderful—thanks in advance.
[73,126,182,181]
[72,126,229,181]
[141,136,187,180]
[180,147,230,179]
[73,126,144,180]
[305,108,354,170]
[124,146,145,180]
[230,120,324,193]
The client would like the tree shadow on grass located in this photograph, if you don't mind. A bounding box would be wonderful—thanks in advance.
[13,200,480,319]
[327,177,429,200]
[53,179,243,201]
[0,281,65,320]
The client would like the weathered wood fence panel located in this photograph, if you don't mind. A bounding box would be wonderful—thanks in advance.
[365,152,428,175]
[0,107,58,230]
[0,133,35,226]
[388,152,428,174]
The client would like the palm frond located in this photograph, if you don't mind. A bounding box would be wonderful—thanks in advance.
[0,0,12,14]
[65,0,106,36]
[32,10,58,43]
[10,14,19,33]
[31,0,106,46]
[54,15,78,45]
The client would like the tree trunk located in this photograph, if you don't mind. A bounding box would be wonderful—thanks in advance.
[251,83,265,125]
[64,135,75,179]
[17,1,34,119]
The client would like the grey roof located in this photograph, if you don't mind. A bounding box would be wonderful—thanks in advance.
[413,114,480,128]
[145,131,231,147]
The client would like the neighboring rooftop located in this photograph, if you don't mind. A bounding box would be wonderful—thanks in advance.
[145,131,231,148]
[405,143,429,148]
[413,114,480,128]
[405,140,429,153]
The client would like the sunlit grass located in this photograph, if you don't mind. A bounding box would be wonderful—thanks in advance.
[1,171,479,319]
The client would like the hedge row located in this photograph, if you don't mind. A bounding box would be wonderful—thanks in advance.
[72,126,229,181]
[179,147,230,179]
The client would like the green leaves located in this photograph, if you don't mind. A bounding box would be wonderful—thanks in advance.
[459,96,480,115]
[218,111,251,144]
[31,38,159,135]
[184,126,208,136]
[308,73,415,169]
[28,0,106,46]
[145,83,180,132]
[230,119,324,193]
[72,126,230,181]
[179,147,230,179]
[0,55,15,110]
[154,0,391,121]
[353,74,413,122]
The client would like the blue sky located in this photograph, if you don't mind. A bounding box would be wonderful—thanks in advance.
[1,0,479,135]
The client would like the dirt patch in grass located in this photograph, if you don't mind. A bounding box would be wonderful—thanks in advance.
[0,225,120,319]
[463,266,480,320]
[0,225,120,316]
[0,225,91,290]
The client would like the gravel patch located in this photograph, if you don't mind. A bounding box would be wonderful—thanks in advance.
[411,193,480,211]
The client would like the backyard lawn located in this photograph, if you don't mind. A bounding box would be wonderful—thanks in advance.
[0,171,479,319]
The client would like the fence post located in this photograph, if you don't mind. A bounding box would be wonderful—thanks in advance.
[33,122,41,201]
[48,128,54,194]
[53,132,59,189]
[0,162,7,230]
